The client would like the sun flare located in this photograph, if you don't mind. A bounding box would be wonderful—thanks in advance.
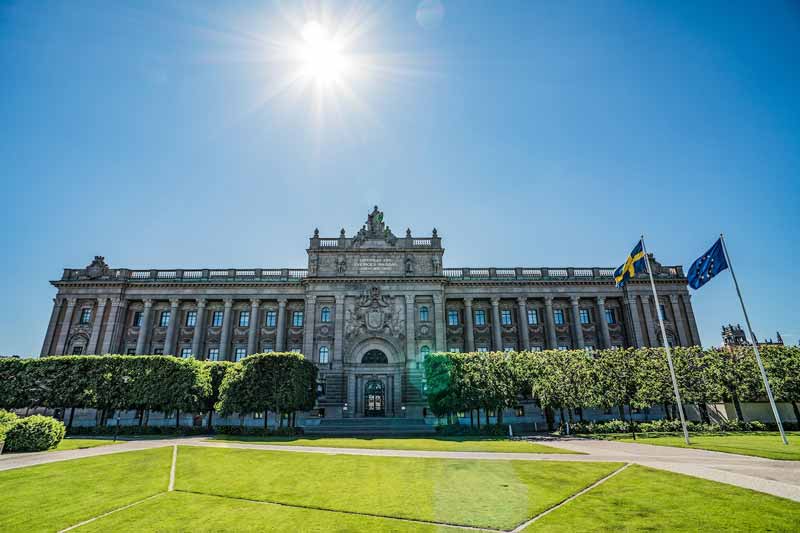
[296,20,350,84]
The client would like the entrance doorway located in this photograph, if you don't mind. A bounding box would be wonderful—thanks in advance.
[364,380,385,417]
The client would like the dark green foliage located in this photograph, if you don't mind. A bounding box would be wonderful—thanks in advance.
[4,414,66,452]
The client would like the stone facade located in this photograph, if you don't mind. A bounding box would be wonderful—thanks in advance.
[41,207,700,419]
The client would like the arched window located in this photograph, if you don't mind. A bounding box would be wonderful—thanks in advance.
[419,306,429,321]
[420,346,431,360]
[362,350,388,364]
[320,307,331,323]
[319,346,330,364]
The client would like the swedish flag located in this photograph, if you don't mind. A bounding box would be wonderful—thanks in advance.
[614,240,647,288]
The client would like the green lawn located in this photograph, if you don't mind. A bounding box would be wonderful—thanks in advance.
[0,447,172,533]
[525,464,800,532]
[208,434,576,454]
[616,432,800,460]
[176,446,616,529]
[52,438,123,452]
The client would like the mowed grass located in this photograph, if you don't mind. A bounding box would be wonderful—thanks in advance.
[0,447,172,533]
[525,464,800,532]
[76,491,459,532]
[52,438,123,451]
[208,435,576,454]
[617,432,800,460]
[176,445,618,529]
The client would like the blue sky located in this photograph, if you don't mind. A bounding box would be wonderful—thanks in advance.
[1,1,798,355]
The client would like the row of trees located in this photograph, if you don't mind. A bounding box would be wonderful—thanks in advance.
[0,353,317,429]
[424,346,800,427]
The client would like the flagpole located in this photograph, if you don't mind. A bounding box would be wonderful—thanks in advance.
[641,236,691,445]
[719,234,788,445]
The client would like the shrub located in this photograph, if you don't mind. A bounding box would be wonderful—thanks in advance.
[0,409,18,430]
[749,420,767,431]
[213,425,303,437]
[434,423,507,436]
[5,415,66,452]
[67,425,207,437]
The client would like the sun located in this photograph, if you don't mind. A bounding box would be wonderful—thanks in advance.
[296,20,350,84]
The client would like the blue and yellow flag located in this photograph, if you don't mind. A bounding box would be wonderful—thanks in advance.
[614,240,647,288]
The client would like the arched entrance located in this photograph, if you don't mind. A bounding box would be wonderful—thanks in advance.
[361,349,388,364]
[364,379,385,417]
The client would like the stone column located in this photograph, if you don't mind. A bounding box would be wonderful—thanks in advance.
[641,295,658,347]
[517,297,530,350]
[135,299,153,355]
[333,295,345,363]
[625,295,645,348]
[88,297,107,354]
[570,296,585,349]
[40,298,63,356]
[191,298,207,358]
[683,294,701,347]
[433,294,445,352]
[405,295,416,361]
[219,298,234,360]
[104,298,128,354]
[55,297,77,355]
[463,298,475,352]
[667,294,687,346]
[163,298,180,356]
[247,299,260,355]
[544,297,557,349]
[302,296,316,360]
[596,297,612,349]
[276,299,288,351]
[490,297,502,350]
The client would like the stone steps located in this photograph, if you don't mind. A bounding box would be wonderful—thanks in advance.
[304,417,435,436]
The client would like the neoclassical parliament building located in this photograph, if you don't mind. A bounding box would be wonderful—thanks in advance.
[41,207,700,420]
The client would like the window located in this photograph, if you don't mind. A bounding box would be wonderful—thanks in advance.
[181,348,192,359]
[419,306,429,321]
[530,346,543,352]
[292,311,304,327]
[79,308,92,324]
[477,346,489,352]
[320,307,331,323]
[290,346,301,353]
[579,309,590,324]
[153,348,163,355]
[501,309,512,325]
[238,310,250,327]
[420,346,431,360]
[504,347,514,352]
[127,348,136,355]
[605,309,616,324]
[659,304,667,321]
[558,345,569,351]
[263,343,274,353]
[159,311,171,327]
[447,309,459,326]
[208,348,220,361]
[133,311,143,327]
[474,309,486,326]
[186,310,197,327]
[265,310,277,327]
[515,406,525,417]
[71,346,84,355]
[235,347,247,362]
[253,411,263,419]
[585,345,595,353]
[319,346,329,364]
[527,308,538,325]
[449,347,461,352]
[553,309,565,325]
[212,311,224,327]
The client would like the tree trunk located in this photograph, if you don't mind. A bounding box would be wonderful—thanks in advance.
[99,408,107,426]
[792,401,800,426]
[577,407,585,422]
[618,405,626,420]
[545,406,554,432]
[698,402,710,424]
[279,412,284,428]
[207,410,214,431]
[485,409,489,426]
[568,408,574,423]
[175,409,180,429]
[663,403,673,420]
[264,410,268,429]
[476,409,481,430]
[68,407,76,429]
[497,409,504,425]
[732,393,744,421]
[138,409,144,426]
[469,410,474,428]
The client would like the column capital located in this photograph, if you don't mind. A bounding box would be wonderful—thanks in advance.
[668,293,679,303]
[96,297,107,306]
[405,294,414,305]
[463,297,473,306]
[169,298,181,307]
[143,298,154,307]
[570,296,580,306]
[596,296,606,305]
[490,297,500,306]
[250,298,261,307]
[223,298,234,307]
[306,295,316,304]
[627,294,639,304]
[65,297,77,306]
[517,296,527,305]
[196,298,207,308]
[278,298,288,306]
[544,295,554,305]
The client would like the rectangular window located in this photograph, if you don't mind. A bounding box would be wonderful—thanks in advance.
[553,309,565,325]
[449,347,461,353]
[659,304,667,321]
[133,311,143,327]
[605,309,616,324]
[527,308,538,325]
[579,309,590,324]
[79,308,92,324]
[239,310,250,327]
[419,306,429,321]
[501,309,512,325]
[474,309,486,326]
[290,347,301,353]
[235,347,247,362]
[319,346,330,363]
[181,348,192,359]
[212,311,224,327]
[208,348,220,361]
[265,310,277,327]
[263,342,274,353]
[292,311,304,327]
[530,346,543,352]
[72,346,83,355]
[477,347,489,352]
[186,310,197,327]
[153,348,163,355]
[447,309,459,326]
[127,348,136,355]
[159,311,171,328]
[558,345,569,351]
[503,347,514,352]
[585,345,595,353]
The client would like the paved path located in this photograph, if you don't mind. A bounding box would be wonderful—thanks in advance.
[2,436,799,502]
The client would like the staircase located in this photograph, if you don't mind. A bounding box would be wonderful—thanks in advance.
[304,417,435,437]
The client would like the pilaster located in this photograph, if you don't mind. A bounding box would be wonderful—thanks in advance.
[641,295,657,347]
[669,294,688,347]
[490,297,502,350]
[433,294,445,352]
[219,298,234,360]
[40,298,63,356]
[683,293,701,347]
[464,297,475,352]
[544,297,557,349]
[625,295,645,348]
[87,297,107,354]
[135,299,153,355]
[247,299,260,355]
[104,298,128,354]
[55,297,77,355]
[276,299,288,351]
[517,297,530,350]
[191,298,207,358]
[302,296,316,360]
[163,298,180,356]
[333,295,345,363]
[570,296,585,349]
[596,297,612,349]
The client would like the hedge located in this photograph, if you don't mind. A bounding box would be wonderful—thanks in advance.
[4,414,66,452]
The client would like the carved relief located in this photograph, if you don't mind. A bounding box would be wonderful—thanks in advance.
[344,287,405,349]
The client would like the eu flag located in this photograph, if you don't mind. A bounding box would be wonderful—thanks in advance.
[687,238,728,289]
[614,240,647,288]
